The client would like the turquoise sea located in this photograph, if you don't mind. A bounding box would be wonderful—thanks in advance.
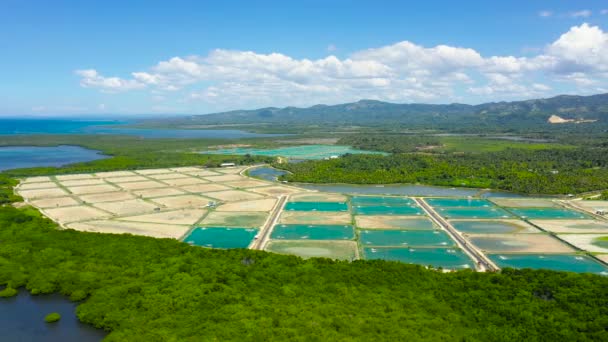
[0,119,285,139]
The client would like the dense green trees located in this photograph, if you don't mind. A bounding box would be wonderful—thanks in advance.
[276,148,608,195]
[1,202,608,340]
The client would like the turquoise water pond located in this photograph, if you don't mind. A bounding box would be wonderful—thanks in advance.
[271,224,354,240]
[353,205,424,216]
[183,227,258,249]
[285,202,349,212]
[360,230,455,247]
[489,254,608,275]
[351,196,415,206]
[425,198,494,208]
[364,247,474,270]
[437,207,513,219]
[204,145,386,160]
[450,220,533,234]
[507,208,590,220]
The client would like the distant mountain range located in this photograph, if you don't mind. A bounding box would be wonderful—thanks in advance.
[159,93,608,128]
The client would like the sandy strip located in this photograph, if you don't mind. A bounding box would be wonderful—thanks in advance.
[55,174,95,181]
[79,191,135,204]
[223,180,271,188]
[216,198,277,212]
[59,179,106,187]
[44,205,112,223]
[289,192,348,202]
[22,176,52,183]
[185,170,221,177]
[203,174,244,182]
[490,198,559,208]
[132,188,185,198]
[199,211,268,227]
[135,168,174,175]
[215,167,246,174]
[94,171,137,178]
[18,187,69,199]
[67,220,190,239]
[529,219,608,233]
[30,196,80,209]
[355,215,436,229]
[118,208,208,225]
[149,195,214,209]
[67,184,119,195]
[148,173,189,180]
[161,177,209,186]
[249,186,303,196]
[93,199,159,216]
[467,234,575,253]
[205,190,264,201]
[180,183,232,193]
[18,182,59,190]
[115,181,166,190]
[558,234,608,253]
[169,167,202,172]
[105,176,149,183]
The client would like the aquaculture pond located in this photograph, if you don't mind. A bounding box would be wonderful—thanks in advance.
[507,208,591,220]
[450,220,539,234]
[353,205,424,216]
[488,254,608,275]
[284,202,349,212]
[359,230,455,247]
[363,247,474,270]
[183,227,258,249]
[435,207,513,219]
[204,145,386,160]
[271,224,354,240]
[424,198,494,208]
[351,196,415,206]
[0,290,106,341]
[0,145,109,171]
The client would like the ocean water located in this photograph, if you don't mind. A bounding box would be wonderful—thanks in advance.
[0,119,285,139]
[0,145,108,171]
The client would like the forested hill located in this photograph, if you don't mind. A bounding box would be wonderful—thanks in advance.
[158,93,608,128]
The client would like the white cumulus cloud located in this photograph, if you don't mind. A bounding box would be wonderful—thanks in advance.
[75,23,608,108]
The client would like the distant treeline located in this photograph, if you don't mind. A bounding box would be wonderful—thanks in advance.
[276,148,608,195]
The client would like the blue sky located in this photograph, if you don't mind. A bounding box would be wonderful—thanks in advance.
[1,0,608,116]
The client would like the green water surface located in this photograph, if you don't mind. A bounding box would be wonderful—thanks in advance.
[271,224,354,240]
[425,198,493,208]
[450,220,533,234]
[508,208,590,220]
[360,230,455,247]
[489,254,608,275]
[184,227,258,249]
[437,207,513,219]
[353,205,424,216]
[285,202,349,212]
[204,145,386,160]
[351,196,415,206]
[364,247,474,270]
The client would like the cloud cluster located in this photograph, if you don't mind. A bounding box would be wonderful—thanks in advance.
[76,23,608,108]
